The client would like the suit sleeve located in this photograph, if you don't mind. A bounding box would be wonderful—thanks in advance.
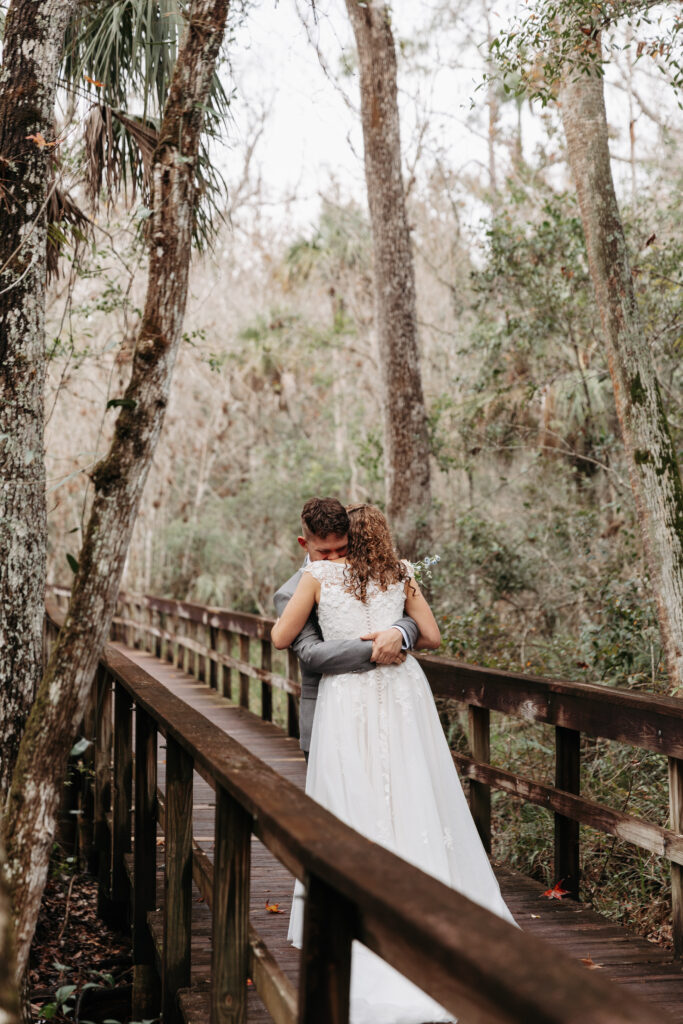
[393,614,419,649]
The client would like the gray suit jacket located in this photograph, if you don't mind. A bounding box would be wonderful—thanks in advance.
[273,566,419,751]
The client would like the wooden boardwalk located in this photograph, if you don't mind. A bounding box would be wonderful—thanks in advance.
[118,644,683,1023]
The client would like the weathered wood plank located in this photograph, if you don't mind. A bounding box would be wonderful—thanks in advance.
[261,640,272,723]
[452,752,683,866]
[298,874,353,1024]
[468,705,491,853]
[286,651,299,740]
[163,736,194,1024]
[555,726,581,897]
[211,788,251,1024]
[111,680,133,927]
[239,636,250,710]
[133,707,160,1017]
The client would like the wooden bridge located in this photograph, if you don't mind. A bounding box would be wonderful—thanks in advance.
[47,588,683,1024]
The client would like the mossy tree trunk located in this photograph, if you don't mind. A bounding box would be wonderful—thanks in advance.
[344,0,432,559]
[3,0,231,981]
[558,38,683,691]
[0,0,79,806]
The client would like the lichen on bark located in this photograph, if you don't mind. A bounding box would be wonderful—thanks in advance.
[3,0,232,983]
[559,34,683,690]
[0,0,81,804]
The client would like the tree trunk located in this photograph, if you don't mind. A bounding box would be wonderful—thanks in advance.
[0,0,79,805]
[0,837,19,1024]
[344,0,432,559]
[558,39,683,691]
[3,0,231,980]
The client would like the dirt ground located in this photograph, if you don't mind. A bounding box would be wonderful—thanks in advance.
[29,865,134,1023]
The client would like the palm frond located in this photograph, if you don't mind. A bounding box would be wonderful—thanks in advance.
[62,1,233,248]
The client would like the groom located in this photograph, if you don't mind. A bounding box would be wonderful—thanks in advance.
[274,496,419,759]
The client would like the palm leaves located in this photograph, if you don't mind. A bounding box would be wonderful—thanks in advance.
[60,0,232,248]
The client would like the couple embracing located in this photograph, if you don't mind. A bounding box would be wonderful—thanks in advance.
[273,497,516,1024]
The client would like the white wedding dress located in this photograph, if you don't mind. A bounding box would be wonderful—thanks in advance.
[288,560,517,1024]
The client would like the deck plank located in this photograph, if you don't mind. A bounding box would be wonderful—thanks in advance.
[119,645,683,1022]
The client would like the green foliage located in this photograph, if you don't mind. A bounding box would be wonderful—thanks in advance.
[60,0,237,249]
[487,0,683,106]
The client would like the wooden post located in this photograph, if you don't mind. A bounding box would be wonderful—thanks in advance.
[239,635,250,710]
[173,615,183,669]
[210,788,251,1024]
[160,610,169,662]
[218,630,232,700]
[94,667,114,916]
[468,705,491,854]
[298,873,353,1024]
[126,600,135,648]
[192,620,201,679]
[182,617,192,675]
[163,736,193,1024]
[146,604,154,653]
[111,681,133,929]
[287,650,300,740]
[133,708,160,1018]
[555,726,581,898]
[261,639,272,723]
[198,622,208,684]
[209,626,219,690]
[669,756,683,958]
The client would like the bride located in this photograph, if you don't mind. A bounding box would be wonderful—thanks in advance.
[271,503,517,1024]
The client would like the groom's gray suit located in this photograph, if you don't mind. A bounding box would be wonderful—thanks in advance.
[274,565,419,753]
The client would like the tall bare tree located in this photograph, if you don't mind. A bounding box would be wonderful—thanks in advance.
[0,0,80,804]
[558,36,683,693]
[344,0,432,558]
[3,0,231,980]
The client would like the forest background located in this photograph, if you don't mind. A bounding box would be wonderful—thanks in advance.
[41,0,682,944]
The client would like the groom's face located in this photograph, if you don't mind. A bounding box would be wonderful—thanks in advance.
[297,531,348,562]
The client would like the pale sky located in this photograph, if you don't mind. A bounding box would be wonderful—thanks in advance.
[219,0,678,232]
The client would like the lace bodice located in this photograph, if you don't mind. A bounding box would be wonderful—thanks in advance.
[303,560,410,640]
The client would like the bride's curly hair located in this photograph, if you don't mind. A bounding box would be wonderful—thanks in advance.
[344,504,411,602]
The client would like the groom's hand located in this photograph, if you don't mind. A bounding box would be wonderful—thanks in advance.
[361,628,405,665]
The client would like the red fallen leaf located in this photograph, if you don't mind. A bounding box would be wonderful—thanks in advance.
[581,956,602,970]
[265,900,284,914]
[247,978,254,988]
[542,881,570,900]
[84,74,105,88]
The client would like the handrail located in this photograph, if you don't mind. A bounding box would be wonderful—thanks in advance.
[48,583,683,956]
[44,595,667,1024]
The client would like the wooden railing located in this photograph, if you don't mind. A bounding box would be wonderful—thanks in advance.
[46,589,680,1024]
[93,588,683,951]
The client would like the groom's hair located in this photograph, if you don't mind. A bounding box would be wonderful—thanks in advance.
[301,497,349,538]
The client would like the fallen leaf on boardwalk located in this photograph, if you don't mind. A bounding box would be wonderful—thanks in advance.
[156,837,165,846]
[581,957,602,969]
[84,74,105,87]
[541,881,570,900]
[265,901,284,914]
[247,978,254,988]
[530,914,540,919]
